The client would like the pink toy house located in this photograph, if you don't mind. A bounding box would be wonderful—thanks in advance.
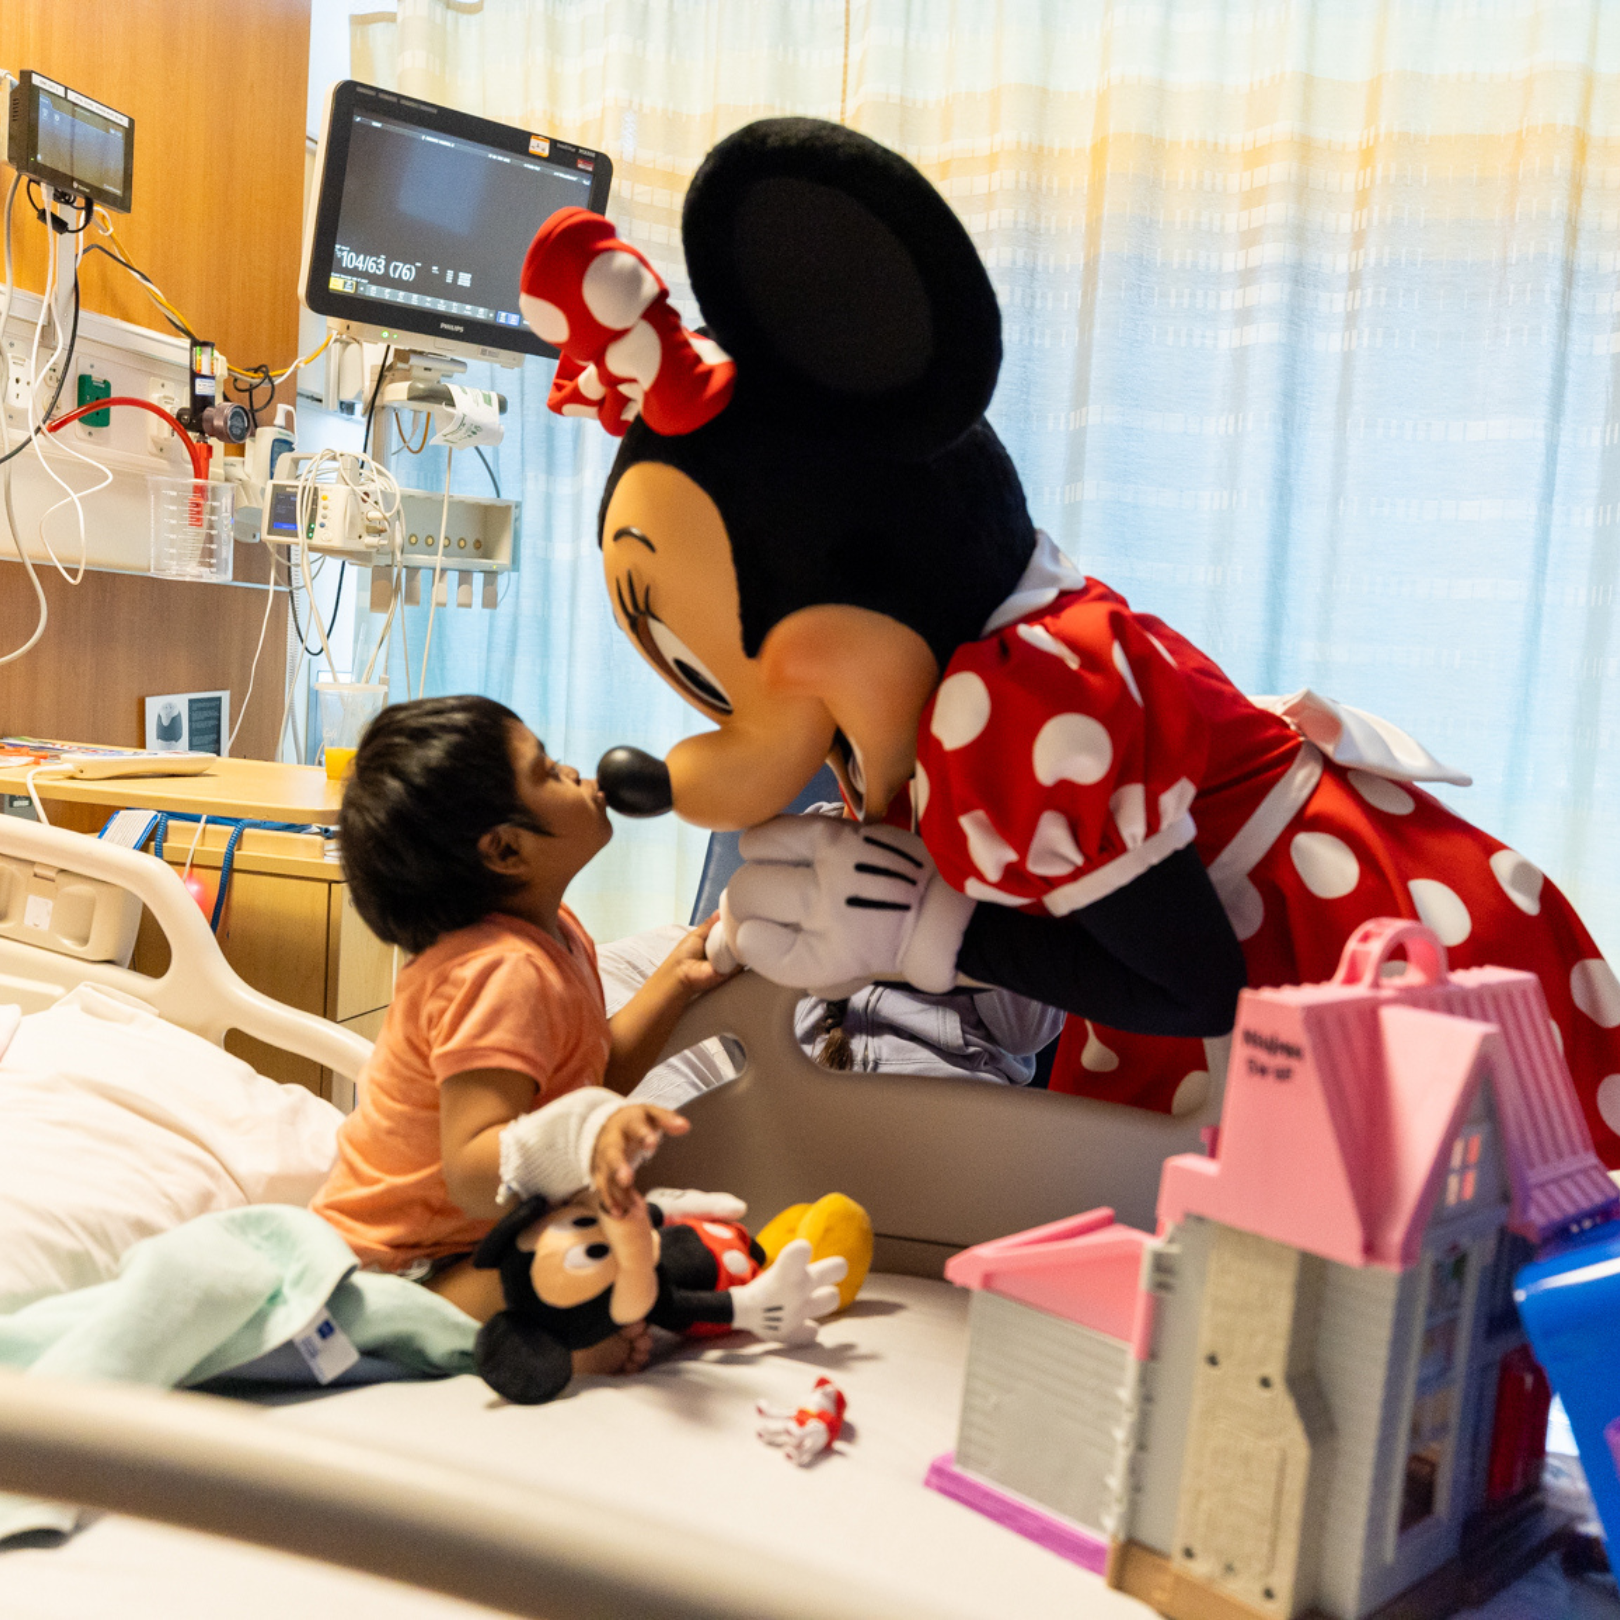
[929,920,1618,1620]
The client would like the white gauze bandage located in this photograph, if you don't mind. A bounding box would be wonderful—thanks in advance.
[496,1087,628,1206]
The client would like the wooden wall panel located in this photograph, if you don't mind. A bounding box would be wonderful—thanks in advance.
[0,566,286,757]
[0,0,311,760]
[0,0,312,379]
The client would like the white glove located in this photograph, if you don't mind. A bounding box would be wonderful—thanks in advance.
[645,1188,748,1221]
[729,1238,846,1346]
[714,816,975,997]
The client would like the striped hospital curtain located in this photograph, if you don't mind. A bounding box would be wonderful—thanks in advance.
[355,0,1620,958]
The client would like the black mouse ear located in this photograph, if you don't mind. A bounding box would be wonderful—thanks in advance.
[684,118,1001,458]
[475,1313,573,1405]
[473,1196,550,1269]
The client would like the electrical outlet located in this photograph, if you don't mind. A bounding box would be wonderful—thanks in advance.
[148,376,181,456]
[4,353,62,418]
[6,351,31,412]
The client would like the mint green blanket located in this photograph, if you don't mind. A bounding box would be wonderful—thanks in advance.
[0,1206,478,1544]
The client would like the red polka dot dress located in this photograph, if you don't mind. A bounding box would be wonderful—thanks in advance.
[912,576,1620,1165]
[666,1216,760,1337]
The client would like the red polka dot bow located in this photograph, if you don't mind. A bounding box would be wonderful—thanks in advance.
[520,206,735,437]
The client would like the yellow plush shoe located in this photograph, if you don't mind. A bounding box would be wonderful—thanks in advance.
[754,1204,812,1267]
[756,1194,873,1313]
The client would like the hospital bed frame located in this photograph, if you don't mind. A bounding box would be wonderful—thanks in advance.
[0,814,1220,1618]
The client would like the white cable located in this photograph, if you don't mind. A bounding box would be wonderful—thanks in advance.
[266,445,407,744]
[28,210,109,582]
[291,456,336,681]
[418,447,454,698]
[25,762,73,825]
[277,641,309,765]
[359,558,402,685]
[22,204,84,574]
[399,570,414,699]
[298,526,339,680]
[0,172,51,666]
[227,554,285,756]
[284,445,403,689]
[180,814,208,879]
[358,488,407,687]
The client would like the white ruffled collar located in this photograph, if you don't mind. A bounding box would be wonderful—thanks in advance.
[980,529,1088,635]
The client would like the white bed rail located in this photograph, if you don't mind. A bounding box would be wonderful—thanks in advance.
[0,1369,955,1620]
[0,817,370,1083]
[649,971,1224,1262]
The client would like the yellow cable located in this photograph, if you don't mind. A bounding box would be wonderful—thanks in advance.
[95,211,200,334]
[242,331,332,384]
[93,209,332,381]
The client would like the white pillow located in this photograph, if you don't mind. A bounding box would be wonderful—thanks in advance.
[0,985,344,1312]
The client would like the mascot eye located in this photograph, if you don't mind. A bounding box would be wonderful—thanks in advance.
[564,1241,614,1271]
[616,574,734,715]
[570,1214,598,1229]
[646,619,734,714]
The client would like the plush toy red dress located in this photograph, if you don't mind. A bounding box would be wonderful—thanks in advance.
[517,118,1620,1163]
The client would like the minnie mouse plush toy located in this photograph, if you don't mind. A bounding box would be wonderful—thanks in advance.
[518,117,1620,1148]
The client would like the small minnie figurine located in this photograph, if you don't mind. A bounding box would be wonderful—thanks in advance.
[518,117,1620,1155]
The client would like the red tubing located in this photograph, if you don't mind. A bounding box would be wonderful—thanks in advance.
[48,396,210,480]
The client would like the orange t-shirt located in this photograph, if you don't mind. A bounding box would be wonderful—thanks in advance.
[311,907,610,1270]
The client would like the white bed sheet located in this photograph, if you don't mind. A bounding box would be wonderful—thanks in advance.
[0,1275,1155,1620]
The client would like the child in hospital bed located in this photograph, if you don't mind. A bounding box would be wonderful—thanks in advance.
[311,694,726,1375]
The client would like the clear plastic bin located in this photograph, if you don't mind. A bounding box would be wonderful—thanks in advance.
[316,681,388,780]
[149,476,234,581]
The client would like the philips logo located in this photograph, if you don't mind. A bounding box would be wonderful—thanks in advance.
[440,322,465,332]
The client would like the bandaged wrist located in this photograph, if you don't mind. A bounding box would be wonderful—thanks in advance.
[897,876,976,993]
[496,1087,626,1206]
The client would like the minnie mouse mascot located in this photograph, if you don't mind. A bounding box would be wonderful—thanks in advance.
[518,117,1620,1154]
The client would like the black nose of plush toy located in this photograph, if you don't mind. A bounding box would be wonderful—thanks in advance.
[597,746,674,817]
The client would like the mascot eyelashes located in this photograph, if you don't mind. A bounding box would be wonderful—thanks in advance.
[518,116,1620,1150]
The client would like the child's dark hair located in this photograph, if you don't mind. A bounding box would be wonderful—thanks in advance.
[339,695,542,954]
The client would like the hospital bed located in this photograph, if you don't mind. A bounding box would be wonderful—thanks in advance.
[0,813,1221,1620]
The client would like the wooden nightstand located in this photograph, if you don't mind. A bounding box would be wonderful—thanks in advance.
[0,756,385,1108]
[128,822,392,1107]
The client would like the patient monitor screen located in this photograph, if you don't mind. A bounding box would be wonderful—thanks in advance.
[304,81,614,360]
[35,88,127,198]
[7,71,134,212]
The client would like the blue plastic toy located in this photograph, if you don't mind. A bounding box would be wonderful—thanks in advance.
[1515,1218,1620,1547]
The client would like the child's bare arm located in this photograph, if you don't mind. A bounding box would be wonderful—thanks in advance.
[604,917,735,1094]
[439,1068,540,1218]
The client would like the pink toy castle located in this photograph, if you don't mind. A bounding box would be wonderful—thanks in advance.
[929,919,1617,1620]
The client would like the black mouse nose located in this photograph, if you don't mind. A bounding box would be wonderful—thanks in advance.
[596,746,673,817]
